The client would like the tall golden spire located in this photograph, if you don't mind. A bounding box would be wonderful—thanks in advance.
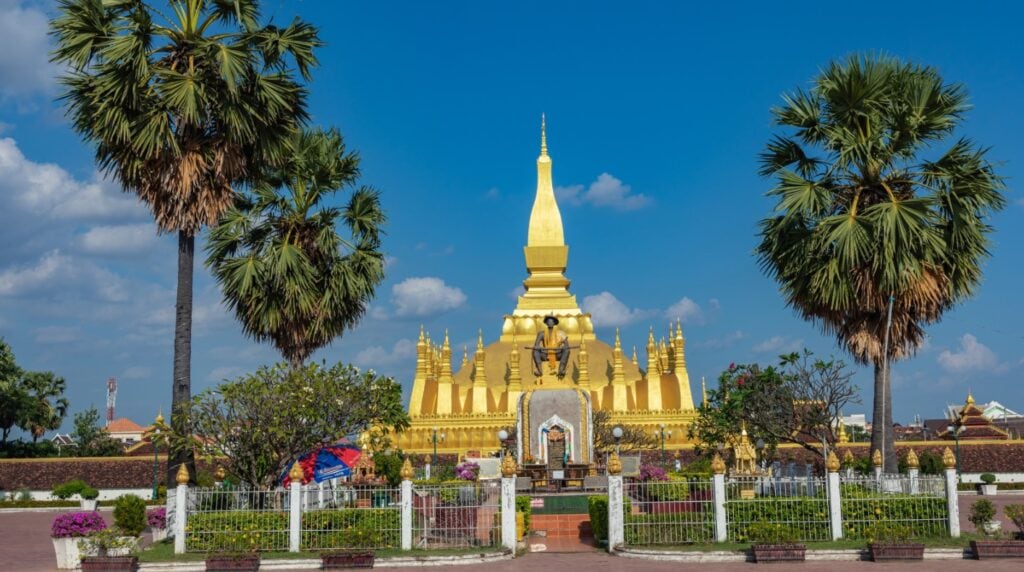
[540,113,548,156]
[527,114,562,247]
[471,329,488,412]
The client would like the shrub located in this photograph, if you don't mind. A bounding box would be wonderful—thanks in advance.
[969,499,996,529]
[455,461,479,481]
[639,465,668,482]
[113,494,147,536]
[588,495,631,544]
[727,496,830,542]
[839,484,949,539]
[78,528,137,558]
[186,511,289,552]
[516,495,532,533]
[624,511,714,545]
[52,479,88,500]
[747,522,799,544]
[917,451,945,476]
[302,509,400,549]
[80,486,99,500]
[980,473,997,485]
[1005,504,1024,534]
[52,512,107,538]
[865,522,912,543]
[147,507,167,530]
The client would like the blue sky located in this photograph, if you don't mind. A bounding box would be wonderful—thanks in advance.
[1,0,1022,433]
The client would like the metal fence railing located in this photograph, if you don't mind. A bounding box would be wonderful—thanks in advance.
[186,487,290,552]
[624,479,715,545]
[411,481,500,548]
[839,475,948,539]
[302,486,402,550]
[725,476,832,542]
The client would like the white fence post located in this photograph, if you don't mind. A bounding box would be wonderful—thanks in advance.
[826,452,843,540]
[500,456,517,552]
[942,448,960,538]
[711,454,727,542]
[607,453,625,552]
[401,459,414,551]
[173,465,189,555]
[288,465,303,552]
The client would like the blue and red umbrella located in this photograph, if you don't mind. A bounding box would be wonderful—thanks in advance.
[281,444,362,486]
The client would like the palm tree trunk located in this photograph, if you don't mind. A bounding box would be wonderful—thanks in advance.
[168,231,197,486]
[870,361,897,473]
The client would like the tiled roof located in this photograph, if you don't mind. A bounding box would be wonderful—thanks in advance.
[106,418,145,433]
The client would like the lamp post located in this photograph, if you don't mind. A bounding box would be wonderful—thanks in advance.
[946,424,962,477]
[658,424,672,465]
[431,427,445,467]
[497,429,509,461]
[755,438,766,472]
[151,412,163,501]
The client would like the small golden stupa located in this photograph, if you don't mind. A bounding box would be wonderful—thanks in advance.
[394,119,698,465]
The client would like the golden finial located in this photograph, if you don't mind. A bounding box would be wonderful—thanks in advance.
[155,410,164,425]
[871,449,883,467]
[965,390,975,406]
[701,376,708,407]
[740,420,748,436]
[477,329,484,351]
[711,453,726,475]
[418,325,425,343]
[614,328,621,349]
[288,462,305,484]
[175,463,190,485]
[461,346,469,368]
[942,447,956,469]
[905,449,919,469]
[443,329,450,348]
[608,451,623,475]
[843,450,854,467]
[826,451,840,473]
[676,318,684,339]
[214,465,226,481]
[837,413,849,444]
[647,326,655,347]
[631,345,638,365]
[400,458,415,481]
[501,455,518,478]
[540,113,547,156]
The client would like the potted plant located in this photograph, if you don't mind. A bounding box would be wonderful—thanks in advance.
[205,530,261,572]
[867,523,924,561]
[79,529,138,571]
[52,479,101,511]
[147,507,168,542]
[51,512,107,570]
[747,523,805,562]
[972,504,1024,559]
[970,499,1002,536]
[979,473,998,496]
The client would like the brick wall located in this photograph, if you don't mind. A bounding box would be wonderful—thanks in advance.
[0,457,215,490]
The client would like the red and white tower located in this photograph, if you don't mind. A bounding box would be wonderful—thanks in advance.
[105,377,117,426]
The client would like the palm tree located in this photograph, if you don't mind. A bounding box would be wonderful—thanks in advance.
[756,54,1005,472]
[206,128,386,367]
[51,0,321,483]
[21,372,70,443]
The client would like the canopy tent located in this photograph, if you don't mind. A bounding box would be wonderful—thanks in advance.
[281,444,362,486]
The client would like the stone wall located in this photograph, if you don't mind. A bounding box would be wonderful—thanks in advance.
[0,457,215,490]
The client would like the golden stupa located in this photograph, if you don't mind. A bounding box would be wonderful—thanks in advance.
[395,118,698,460]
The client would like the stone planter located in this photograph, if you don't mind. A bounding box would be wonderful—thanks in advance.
[205,554,260,571]
[150,527,168,543]
[869,542,925,561]
[980,484,998,496]
[971,540,1024,559]
[982,520,1003,535]
[321,550,375,569]
[752,543,806,562]
[52,537,81,570]
[80,556,138,571]
[80,499,98,511]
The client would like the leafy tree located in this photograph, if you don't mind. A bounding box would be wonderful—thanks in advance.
[756,54,1005,471]
[20,372,70,443]
[175,362,409,488]
[51,0,322,484]
[70,407,124,457]
[0,339,25,446]
[592,409,658,455]
[206,128,386,367]
[689,351,859,460]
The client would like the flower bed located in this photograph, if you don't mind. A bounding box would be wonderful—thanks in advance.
[52,512,107,537]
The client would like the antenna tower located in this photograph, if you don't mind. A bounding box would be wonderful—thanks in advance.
[106,377,117,426]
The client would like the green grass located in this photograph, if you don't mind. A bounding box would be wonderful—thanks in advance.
[624,535,980,553]
[138,540,507,563]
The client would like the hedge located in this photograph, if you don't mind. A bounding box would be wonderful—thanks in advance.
[839,484,948,539]
[185,511,289,552]
[302,509,400,549]
[725,497,831,542]
[625,511,714,545]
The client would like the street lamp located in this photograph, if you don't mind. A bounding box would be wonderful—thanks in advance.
[658,424,672,465]
[612,426,623,456]
[947,424,962,477]
[431,427,446,467]
[755,438,766,472]
[497,429,509,460]
[151,412,163,501]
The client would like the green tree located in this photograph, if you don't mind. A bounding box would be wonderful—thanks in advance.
[206,128,386,367]
[52,0,322,483]
[70,407,124,457]
[20,372,70,443]
[592,409,658,455]
[756,54,1005,471]
[176,362,409,488]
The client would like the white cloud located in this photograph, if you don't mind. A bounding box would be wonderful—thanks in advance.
[696,330,748,349]
[665,297,710,325]
[485,187,500,200]
[0,250,130,301]
[78,224,158,256]
[581,291,654,328]
[937,334,1000,372]
[0,2,57,99]
[556,173,650,211]
[391,277,467,317]
[33,326,81,344]
[121,366,152,380]
[752,335,804,354]
[207,366,245,383]
[354,339,417,369]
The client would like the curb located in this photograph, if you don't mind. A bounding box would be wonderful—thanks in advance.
[138,550,514,570]
[615,546,972,562]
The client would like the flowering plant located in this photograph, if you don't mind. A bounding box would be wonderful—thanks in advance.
[454,461,479,481]
[639,465,668,482]
[51,512,107,538]
[146,507,167,530]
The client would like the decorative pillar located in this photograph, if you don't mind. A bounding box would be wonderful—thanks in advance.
[872,449,883,481]
[607,452,625,552]
[409,326,429,416]
[472,330,489,413]
[826,452,842,540]
[501,455,518,552]
[610,329,628,411]
[645,328,663,410]
[711,453,727,542]
[288,463,303,552]
[674,321,694,410]
[400,459,414,550]
[906,449,920,495]
[436,331,454,414]
[577,336,590,390]
[943,447,960,537]
[173,464,189,554]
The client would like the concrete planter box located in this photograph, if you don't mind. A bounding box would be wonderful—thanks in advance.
[979,484,998,495]
[971,540,1024,559]
[205,554,260,571]
[868,542,925,561]
[80,499,98,511]
[321,550,375,569]
[52,537,81,570]
[752,543,806,562]
[150,527,168,543]
[80,556,138,571]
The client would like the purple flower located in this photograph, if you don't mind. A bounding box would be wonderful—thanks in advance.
[455,461,480,481]
[639,465,669,482]
[51,512,107,538]
[146,507,167,529]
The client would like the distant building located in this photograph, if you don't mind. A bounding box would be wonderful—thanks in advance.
[938,392,1010,441]
[842,414,867,429]
[105,418,146,445]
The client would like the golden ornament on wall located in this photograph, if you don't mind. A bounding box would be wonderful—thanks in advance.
[905,449,919,469]
[607,452,623,475]
[501,455,518,478]
[826,451,840,473]
[942,447,956,469]
[400,458,415,480]
[288,462,305,483]
[871,449,882,467]
[175,463,190,485]
[711,453,726,475]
